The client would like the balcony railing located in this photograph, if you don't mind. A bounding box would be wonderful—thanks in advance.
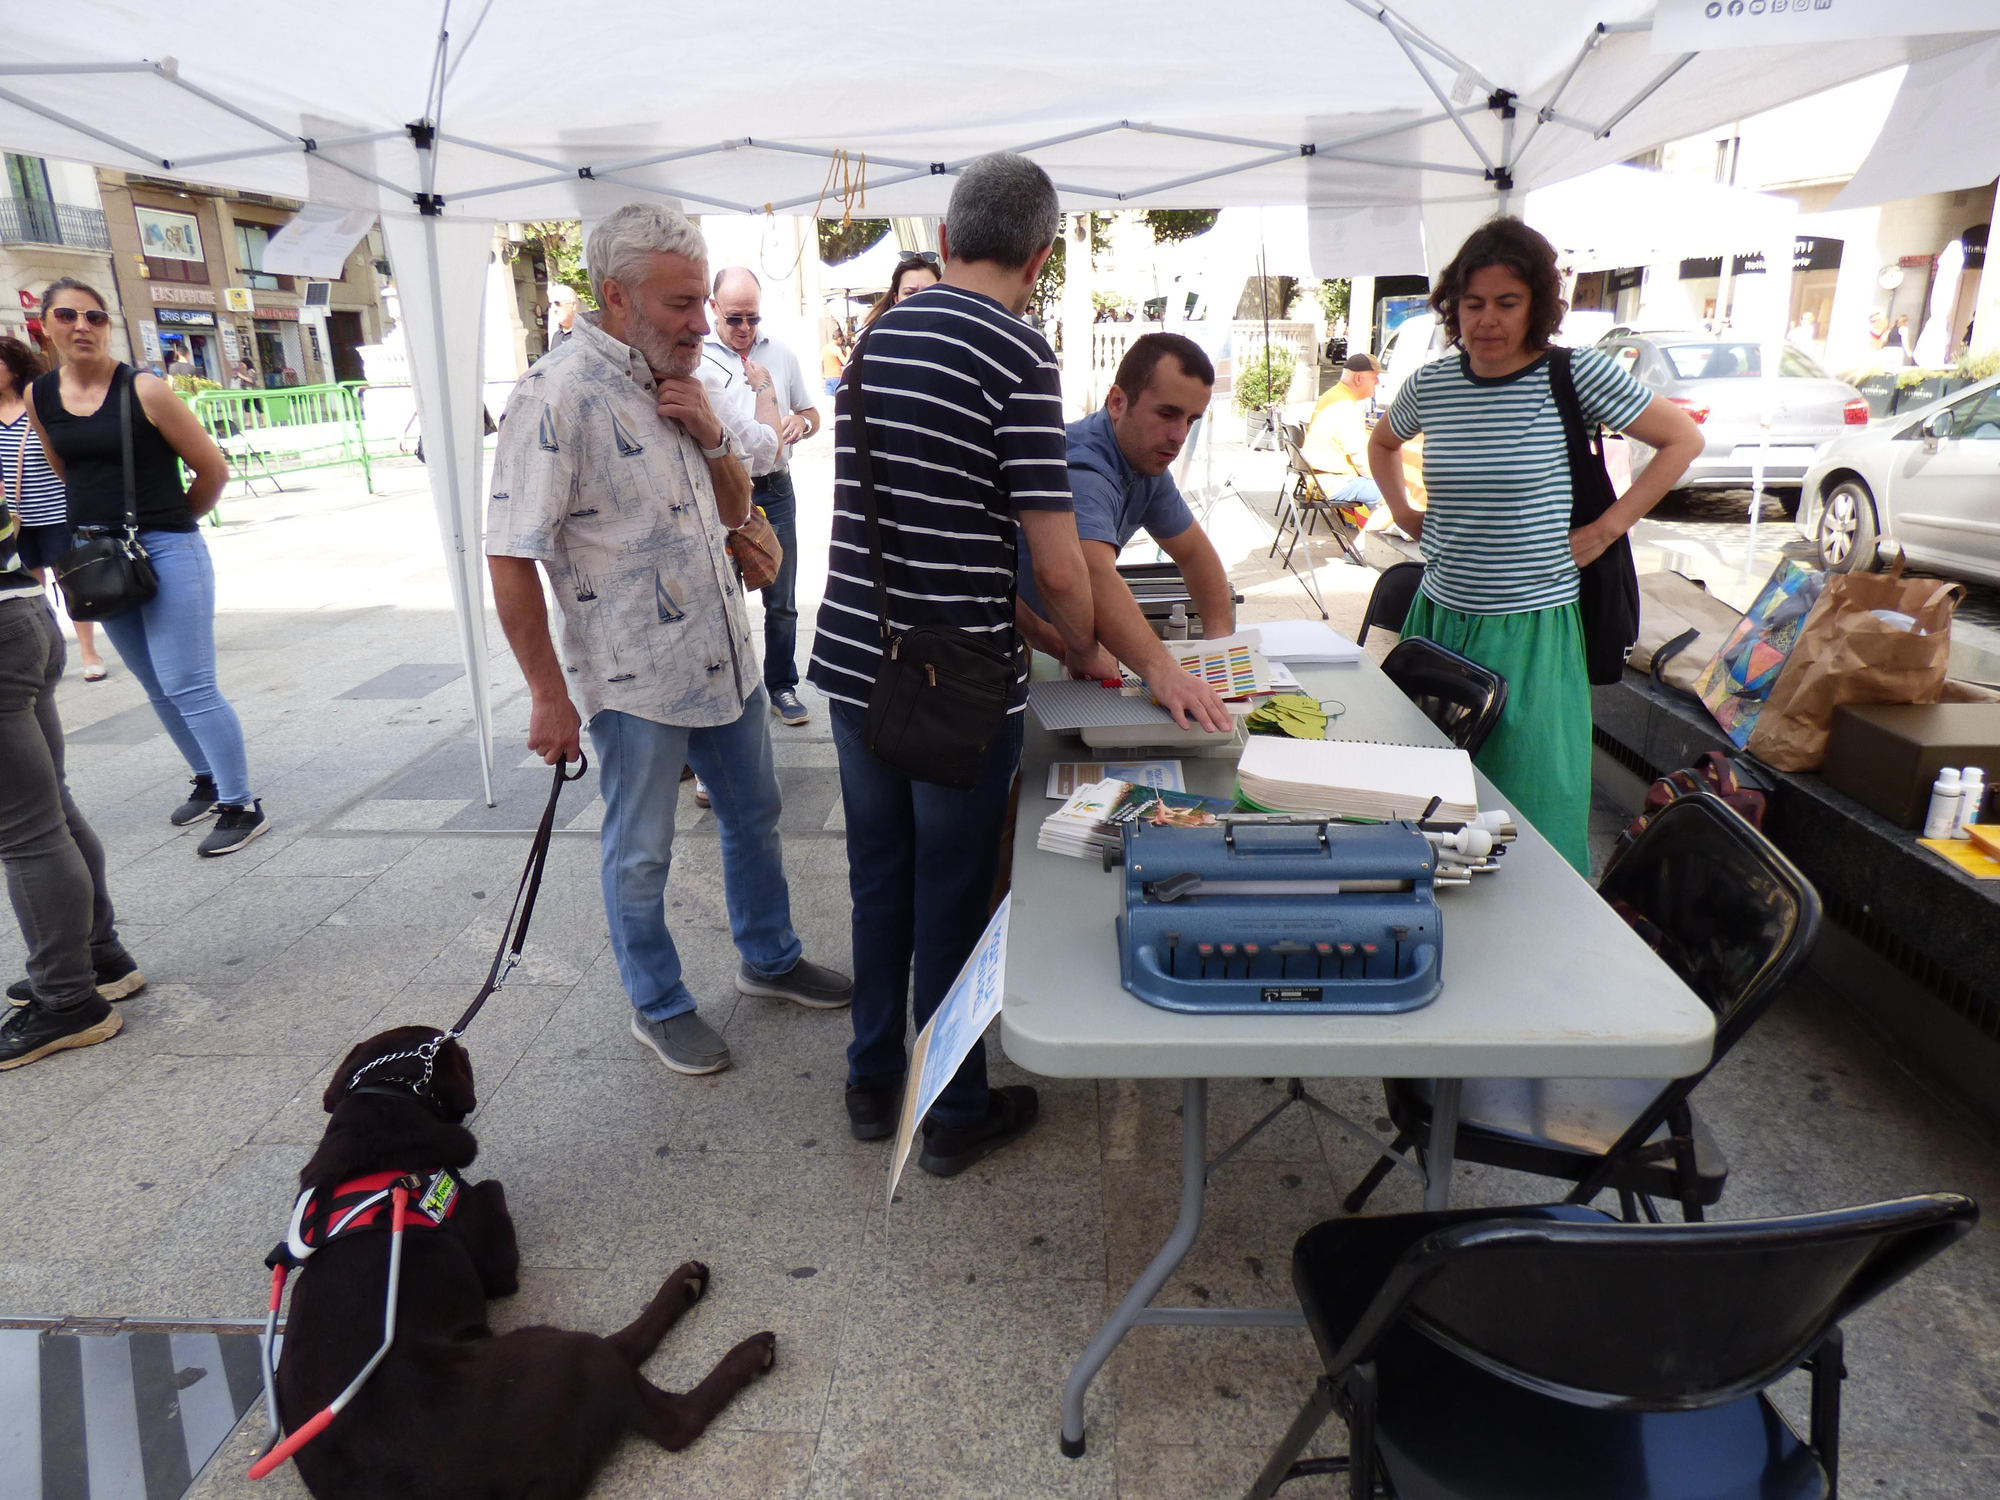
[0,198,112,251]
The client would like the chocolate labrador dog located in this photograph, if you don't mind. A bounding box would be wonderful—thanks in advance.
[274,1026,775,1498]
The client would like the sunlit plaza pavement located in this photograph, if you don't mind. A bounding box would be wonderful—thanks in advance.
[4,448,1999,1498]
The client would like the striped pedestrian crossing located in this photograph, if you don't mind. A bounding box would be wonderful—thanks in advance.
[0,1326,265,1500]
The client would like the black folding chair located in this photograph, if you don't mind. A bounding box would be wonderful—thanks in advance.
[1355,561,1424,645]
[1248,1193,1977,1499]
[1379,637,1506,756]
[1342,793,1823,1222]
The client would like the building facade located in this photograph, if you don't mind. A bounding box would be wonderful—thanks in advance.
[1,151,127,362]
[94,170,388,387]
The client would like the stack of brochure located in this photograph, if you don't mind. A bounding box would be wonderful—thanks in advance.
[1037,779,1234,860]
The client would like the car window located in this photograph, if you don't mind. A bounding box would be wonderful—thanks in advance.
[1609,343,1642,376]
[1953,390,2000,441]
[1659,343,1829,380]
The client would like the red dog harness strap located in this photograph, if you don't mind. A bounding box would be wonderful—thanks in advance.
[282,1168,461,1264]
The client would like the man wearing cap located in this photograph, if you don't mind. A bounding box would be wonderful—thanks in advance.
[1300,352,1384,507]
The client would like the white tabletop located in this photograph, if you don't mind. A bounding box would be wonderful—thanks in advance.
[1001,658,1716,1080]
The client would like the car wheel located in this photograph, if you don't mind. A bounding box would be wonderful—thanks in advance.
[1816,479,1879,574]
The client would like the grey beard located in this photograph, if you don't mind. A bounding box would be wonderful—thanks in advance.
[628,306,700,378]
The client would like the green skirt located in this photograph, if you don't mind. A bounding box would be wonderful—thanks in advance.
[1401,594,1593,875]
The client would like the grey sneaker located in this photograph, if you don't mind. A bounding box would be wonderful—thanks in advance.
[770,689,809,727]
[630,1010,732,1074]
[736,957,853,1010]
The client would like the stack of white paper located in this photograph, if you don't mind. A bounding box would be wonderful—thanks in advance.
[1250,620,1365,665]
[1237,738,1477,823]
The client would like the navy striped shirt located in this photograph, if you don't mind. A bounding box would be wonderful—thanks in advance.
[1,412,67,527]
[807,285,1072,712]
[1388,348,1652,614]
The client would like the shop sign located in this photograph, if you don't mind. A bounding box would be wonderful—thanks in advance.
[219,322,241,365]
[223,287,255,312]
[134,205,204,263]
[151,285,217,307]
[157,308,217,328]
[1609,267,1645,293]
[1678,237,1844,280]
[253,305,300,321]
[17,290,35,311]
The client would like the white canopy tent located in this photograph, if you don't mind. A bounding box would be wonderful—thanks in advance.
[5,1,1991,798]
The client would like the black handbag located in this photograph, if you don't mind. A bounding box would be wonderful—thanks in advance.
[844,336,1017,790]
[52,366,158,622]
[1549,347,1639,686]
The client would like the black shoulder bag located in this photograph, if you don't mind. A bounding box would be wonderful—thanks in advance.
[844,336,1017,789]
[50,365,160,621]
[1548,347,1639,686]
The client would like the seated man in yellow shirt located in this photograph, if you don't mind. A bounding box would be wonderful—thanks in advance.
[1300,352,1383,508]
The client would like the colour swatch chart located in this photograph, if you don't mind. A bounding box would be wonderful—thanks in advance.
[1166,634,1273,699]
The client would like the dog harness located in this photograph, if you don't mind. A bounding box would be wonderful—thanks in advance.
[278,1168,462,1266]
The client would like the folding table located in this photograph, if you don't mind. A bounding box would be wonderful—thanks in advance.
[1001,657,1716,1457]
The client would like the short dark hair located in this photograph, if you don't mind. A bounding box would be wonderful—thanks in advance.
[0,335,45,395]
[1113,333,1214,398]
[40,275,108,322]
[1428,217,1566,353]
[943,153,1060,270]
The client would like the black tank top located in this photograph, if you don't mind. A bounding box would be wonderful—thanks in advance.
[31,365,195,533]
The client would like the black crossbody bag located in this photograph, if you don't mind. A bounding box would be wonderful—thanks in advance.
[1549,347,1639,686]
[844,336,1017,789]
[50,365,159,622]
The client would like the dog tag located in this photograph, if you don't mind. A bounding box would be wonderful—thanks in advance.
[418,1170,460,1223]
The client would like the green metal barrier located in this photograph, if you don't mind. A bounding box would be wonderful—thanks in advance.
[189,383,373,496]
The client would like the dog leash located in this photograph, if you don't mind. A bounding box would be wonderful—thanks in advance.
[251,755,587,1480]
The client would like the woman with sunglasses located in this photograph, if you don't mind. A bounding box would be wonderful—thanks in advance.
[860,250,941,331]
[27,278,268,856]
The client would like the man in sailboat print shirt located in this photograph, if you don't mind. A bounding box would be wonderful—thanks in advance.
[487,203,851,1080]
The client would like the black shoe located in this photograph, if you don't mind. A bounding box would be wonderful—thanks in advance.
[0,995,122,1070]
[846,1076,906,1142]
[770,689,809,727]
[917,1085,1039,1178]
[198,800,269,857]
[7,952,145,1008]
[170,773,220,827]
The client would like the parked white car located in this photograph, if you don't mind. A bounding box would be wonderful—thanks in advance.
[1796,373,2000,584]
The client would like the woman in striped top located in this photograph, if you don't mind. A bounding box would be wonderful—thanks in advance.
[0,336,106,680]
[1367,220,1702,873]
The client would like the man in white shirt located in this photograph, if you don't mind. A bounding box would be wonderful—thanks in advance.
[486,203,851,1079]
[703,268,821,727]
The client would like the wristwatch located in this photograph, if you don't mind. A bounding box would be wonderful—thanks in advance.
[700,436,731,459]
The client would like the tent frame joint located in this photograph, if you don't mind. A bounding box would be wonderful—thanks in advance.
[1298,143,1316,158]
[1485,167,1514,192]
[1487,88,1516,120]
[407,119,436,151]
[415,192,445,216]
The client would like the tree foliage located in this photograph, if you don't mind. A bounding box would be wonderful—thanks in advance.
[1146,209,1221,244]
[518,221,594,308]
[1314,278,1351,325]
[817,218,892,265]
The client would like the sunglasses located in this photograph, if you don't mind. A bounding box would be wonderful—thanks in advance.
[721,313,761,327]
[50,306,111,327]
[898,251,941,268]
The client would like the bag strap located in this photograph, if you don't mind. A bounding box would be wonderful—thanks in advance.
[841,335,896,642]
[447,754,589,1038]
[1548,347,1615,525]
[118,364,138,536]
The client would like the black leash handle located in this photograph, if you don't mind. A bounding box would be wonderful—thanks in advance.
[448,753,588,1037]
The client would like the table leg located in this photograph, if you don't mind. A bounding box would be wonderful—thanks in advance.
[1423,1078,1463,1211]
[1061,1077,1208,1459]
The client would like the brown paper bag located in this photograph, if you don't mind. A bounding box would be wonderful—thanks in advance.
[1746,555,1962,771]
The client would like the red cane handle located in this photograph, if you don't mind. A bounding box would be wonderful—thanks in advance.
[267,1265,287,1313]
[248,1406,334,1480]
[391,1185,409,1233]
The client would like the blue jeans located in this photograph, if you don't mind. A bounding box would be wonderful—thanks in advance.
[753,472,800,694]
[1323,475,1382,507]
[590,690,802,1021]
[830,699,1024,1129]
[99,529,252,804]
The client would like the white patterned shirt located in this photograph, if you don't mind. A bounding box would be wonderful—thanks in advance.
[485,315,759,728]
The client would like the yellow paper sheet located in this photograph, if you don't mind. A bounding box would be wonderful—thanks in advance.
[1918,838,2000,880]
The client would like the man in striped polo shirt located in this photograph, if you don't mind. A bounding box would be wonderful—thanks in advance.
[808,153,1101,1175]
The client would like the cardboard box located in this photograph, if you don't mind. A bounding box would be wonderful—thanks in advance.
[1821,704,2000,829]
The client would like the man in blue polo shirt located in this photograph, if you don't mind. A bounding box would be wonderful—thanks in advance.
[1017,333,1237,674]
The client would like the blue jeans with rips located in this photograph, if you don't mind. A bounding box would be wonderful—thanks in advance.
[829,698,1023,1130]
[99,528,253,804]
[590,689,802,1022]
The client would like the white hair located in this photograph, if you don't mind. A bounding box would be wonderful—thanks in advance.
[586,203,707,304]
[548,283,580,306]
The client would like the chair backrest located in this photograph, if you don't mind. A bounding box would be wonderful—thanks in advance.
[1278,425,1313,479]
[1597,792,1821,1050]
[1356,561,1425,645]
[1380,637,1507,755]
[1387,1195,1976,1410]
